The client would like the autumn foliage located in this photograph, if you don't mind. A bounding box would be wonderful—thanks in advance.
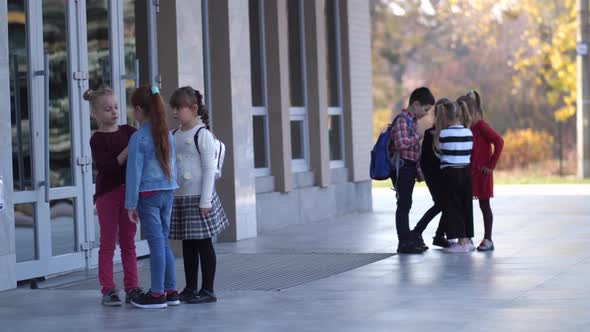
[498,129,554,170]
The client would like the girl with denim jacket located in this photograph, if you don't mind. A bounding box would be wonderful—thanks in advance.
[125,85,180,309]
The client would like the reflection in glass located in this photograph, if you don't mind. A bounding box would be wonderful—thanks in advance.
[249,0,265,107]
[291,120,305,160]
[8,0,34,191]
[329,115,343,161]
[124,0,138,125]
[43,0,73,187]
[87,0,111,122]
[287,0,305,107]
[253,115,268,168]
[51,198,78,256]
[325,0,341,107]
[15,203,37,262]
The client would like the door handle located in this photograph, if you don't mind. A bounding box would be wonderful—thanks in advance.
[42,53,50,203]
[34,54,50,202]
[35,53,51,203]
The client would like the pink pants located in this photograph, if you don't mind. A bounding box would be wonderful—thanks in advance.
[96,186,138,294]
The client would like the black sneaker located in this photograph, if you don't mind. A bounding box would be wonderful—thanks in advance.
[186,289,217,304]
[179,288,198,303]
[433,235,451,248]
[413,233,429,251]
[131,291,167,309]
[166,291,181,306]
[397,240,426,254]
[125,288,144,304]
[102,289,122,306]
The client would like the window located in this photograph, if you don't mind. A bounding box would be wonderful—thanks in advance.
[249,0,271,175]
[287,0,309,171]
[325,0,341,107]
[325,0,344,168]
[328,114,343,161]
[287,0,305,107]
[290,112,310,172]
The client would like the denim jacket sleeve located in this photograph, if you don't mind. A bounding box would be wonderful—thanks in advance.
[170,132,177,184]
[125,133,144,209]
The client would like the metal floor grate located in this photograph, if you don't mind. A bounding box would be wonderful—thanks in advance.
[48,253,394,292]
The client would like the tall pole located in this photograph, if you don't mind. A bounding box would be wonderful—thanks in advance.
[577,0,590,178]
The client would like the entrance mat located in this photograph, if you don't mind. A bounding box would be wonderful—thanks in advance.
[47,253,394,291]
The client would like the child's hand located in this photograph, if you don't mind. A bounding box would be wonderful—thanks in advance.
[481,166,493,175]
[416,170,425,182]
[117,148,129,165]
[128,209,140,224]
[200,208,211,218]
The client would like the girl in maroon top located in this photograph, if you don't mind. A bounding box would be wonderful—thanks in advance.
[466,90,504,251]
[85,86,142,306]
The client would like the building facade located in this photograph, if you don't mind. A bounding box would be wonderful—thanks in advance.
[0,0,373,291]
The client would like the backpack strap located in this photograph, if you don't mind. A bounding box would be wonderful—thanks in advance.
[392,113,414,134]
[172,128,179,135]
[193,127,207,154]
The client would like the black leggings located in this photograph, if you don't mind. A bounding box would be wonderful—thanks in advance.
[182,238,216,292]
[479,199,494,241]
[413,205,446,238]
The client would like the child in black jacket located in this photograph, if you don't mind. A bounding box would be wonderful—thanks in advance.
[411,124,451,249]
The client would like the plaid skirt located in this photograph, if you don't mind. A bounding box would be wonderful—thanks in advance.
[170,192,229,240]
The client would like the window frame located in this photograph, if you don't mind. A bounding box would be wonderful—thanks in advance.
[249,0,271,177]
[326,0,345,169]
[289,110,310,172]
[288,0,310,172]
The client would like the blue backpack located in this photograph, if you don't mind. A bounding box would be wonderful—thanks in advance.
[370,113,414,181]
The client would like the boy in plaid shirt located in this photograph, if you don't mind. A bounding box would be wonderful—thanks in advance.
[390,87,435,254]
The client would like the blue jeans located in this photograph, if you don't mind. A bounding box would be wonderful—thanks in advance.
[138,191,176,294]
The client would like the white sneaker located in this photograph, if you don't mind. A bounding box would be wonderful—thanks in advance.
[477,239,495,251]
[467,239,476,252]
[443,242,471,253]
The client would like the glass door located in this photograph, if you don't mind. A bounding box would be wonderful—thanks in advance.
[11,0,88,280]
[83,0,155,267]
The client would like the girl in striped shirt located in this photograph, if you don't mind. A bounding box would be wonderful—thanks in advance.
[433,99,475,253]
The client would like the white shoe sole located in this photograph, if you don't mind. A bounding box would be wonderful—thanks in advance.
[131,302,168,309]
[167,300,181,306]
[102,302,122,307]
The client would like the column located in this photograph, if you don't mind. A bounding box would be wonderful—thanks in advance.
[206,0,257,241]
[157,0,205,96]
[340,0,373,182]
[303,0,330,188]
[578,0,590,178]
[264,0,294,192]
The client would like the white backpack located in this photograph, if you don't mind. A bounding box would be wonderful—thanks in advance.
[173,127,226,179]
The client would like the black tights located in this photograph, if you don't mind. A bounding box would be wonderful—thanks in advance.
[182,238,216,292]
[479,199,494,241]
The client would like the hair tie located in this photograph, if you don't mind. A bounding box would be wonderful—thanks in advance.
[151,86,160,95]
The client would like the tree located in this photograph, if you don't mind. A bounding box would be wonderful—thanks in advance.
[512,0,577,123]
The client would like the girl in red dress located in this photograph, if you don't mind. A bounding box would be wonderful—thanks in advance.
[465,90,504,251]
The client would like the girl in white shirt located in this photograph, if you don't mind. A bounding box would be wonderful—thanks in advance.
[169,86,229,304]
[433,99,474,253]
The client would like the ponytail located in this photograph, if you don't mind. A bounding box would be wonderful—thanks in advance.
[194,90,210,130]
[131,85,172,180]
[467,89,484,119]
[458,100,472,128]
[432,101,449,152]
